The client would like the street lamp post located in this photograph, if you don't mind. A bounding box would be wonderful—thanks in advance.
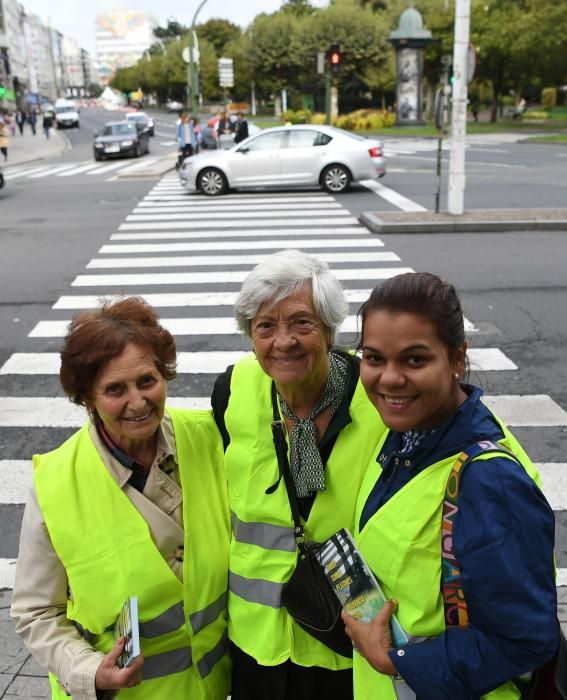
[187,0,208,112]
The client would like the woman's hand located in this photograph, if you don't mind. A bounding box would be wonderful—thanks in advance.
[341,599,400,675]
[95,637,144,691]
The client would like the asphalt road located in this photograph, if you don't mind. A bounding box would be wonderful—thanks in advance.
[0,112,565,692]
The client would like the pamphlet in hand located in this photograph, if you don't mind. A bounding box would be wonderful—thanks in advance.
[317,528,408,648]
[114,596,141,668]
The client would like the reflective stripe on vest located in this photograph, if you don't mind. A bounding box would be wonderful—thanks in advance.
[232,512,295,552]
[198,630,229,678]
[353,411,540,700]
[225,354,385,669]
[143,645,193,680]
[190,591,228,634]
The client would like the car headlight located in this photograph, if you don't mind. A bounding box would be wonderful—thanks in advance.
[121,140,134,147]
[95,143,104,148]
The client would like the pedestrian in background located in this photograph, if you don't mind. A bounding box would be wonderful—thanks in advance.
[42,111,53,139]
[189,115,202,153]
[234,111,249,144]
[217,110,234,149]
[28,109,37,135]
[0,117,9,161]
[16,110,26,135]
[175,112,196,169]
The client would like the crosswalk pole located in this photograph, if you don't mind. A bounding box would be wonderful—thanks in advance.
[447,0,470,215]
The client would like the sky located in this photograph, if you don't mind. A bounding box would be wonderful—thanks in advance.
[22,0,329,56]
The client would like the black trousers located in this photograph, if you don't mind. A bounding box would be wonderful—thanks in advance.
[230,642,354,700]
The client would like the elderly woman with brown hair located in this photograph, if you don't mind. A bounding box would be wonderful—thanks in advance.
[11,297,230,700]
[211,249,386,700]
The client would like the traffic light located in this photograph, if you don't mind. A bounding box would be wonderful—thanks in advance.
[0,84,5,99]
[328,44,341,74]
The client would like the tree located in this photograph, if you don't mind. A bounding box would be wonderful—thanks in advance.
[197,19,242,56]
[281,0,316,17]
[154,19,187,40]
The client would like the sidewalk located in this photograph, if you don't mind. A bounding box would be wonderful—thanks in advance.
[0,590,49,698]
[361,208,567,234]
[3,127,69,168]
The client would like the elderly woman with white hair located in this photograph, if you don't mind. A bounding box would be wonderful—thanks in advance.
[211,250,385,700]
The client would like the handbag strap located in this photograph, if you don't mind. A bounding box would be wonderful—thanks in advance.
[442,440,518,628]
[268,382,306,545]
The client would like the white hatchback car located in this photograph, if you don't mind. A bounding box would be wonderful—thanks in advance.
[179,124,386,196]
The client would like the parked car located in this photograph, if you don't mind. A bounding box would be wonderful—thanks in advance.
[166,100,184,113]
[178,124,386,196]
[93,121,150,160]
[126,111,154,136]
[200,116,260,149]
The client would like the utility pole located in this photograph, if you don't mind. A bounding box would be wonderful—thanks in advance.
[447,0,471,215]
[187,0,208,112]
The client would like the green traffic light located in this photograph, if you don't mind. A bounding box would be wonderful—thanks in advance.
[0,84,6,98]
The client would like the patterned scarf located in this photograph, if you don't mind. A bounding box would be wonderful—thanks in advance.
[398,429,433,456]
[278,352,348,498]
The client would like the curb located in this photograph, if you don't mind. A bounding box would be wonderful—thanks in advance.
[360,212,567,234]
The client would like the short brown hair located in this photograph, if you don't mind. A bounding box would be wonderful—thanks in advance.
[60,296,177,406]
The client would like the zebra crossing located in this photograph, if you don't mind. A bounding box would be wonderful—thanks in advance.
[1,176,566,592]
[3,157,164,182]
[382,137,512,158]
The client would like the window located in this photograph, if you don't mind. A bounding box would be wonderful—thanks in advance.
[244,132,284,152]
[287,130,332,149]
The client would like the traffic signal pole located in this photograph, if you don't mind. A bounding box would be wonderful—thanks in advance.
[447,0,471,215]
[187,0,208,111]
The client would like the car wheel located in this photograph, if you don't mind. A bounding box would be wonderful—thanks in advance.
[136,144,142,158]
[321,164,351,194]
[94,152,102,161]
[197,168,227,196]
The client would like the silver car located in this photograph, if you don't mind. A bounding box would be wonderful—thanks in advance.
[179,124,386,196]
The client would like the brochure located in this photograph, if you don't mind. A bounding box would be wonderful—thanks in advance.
[317,528,408,648]
[114,596,141,668]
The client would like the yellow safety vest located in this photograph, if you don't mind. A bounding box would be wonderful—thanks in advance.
[34,408,230,699]
[224,354,386,670]
[353,412,543,700]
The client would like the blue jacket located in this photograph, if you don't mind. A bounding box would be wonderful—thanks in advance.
[360,385,559,699]
[176,120,196,149]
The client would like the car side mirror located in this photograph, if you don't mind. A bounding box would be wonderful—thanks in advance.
[237,147,249,154]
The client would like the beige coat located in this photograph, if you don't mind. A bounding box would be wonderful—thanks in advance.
[11,415,184,700]
[0,122,9,148]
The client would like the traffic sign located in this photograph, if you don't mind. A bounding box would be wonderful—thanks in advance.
[218,57,234,88]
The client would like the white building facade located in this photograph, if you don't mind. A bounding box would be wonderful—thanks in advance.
[95,9,157,86]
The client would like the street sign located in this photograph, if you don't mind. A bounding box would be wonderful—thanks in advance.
[182,47,190,64]
[317,52,325,75]
[218,57,234,88]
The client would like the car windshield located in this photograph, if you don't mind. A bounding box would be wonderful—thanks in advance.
[128,114,146,122]
[102,123,136,136]
[56,106,75,113]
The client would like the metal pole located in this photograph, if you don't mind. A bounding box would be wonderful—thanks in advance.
[187,0,209,111]
[447,0,471,215]
[325,69,331,125]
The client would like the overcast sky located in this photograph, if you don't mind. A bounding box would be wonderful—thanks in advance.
[22,0,329,56]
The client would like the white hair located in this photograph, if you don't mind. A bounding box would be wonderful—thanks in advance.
[234,249,348,343]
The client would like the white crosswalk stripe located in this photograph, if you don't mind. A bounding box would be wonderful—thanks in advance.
[1,179,564,601]
[3,158,162,181]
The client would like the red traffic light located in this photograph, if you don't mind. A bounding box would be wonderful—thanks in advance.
[328,44,341,73]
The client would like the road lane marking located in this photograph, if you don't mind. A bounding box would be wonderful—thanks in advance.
[133,203,343,213]
[114,158,160,174]
[99,238,385,254]
[2,395,565,428]
[57,160,110,177]
[119,217,360,230]
[126,210,352,221]
[137,196,334,206]
[483,395,567,427]
[28,313,386,338]
[69,267,415,287]
[29,164,84,178]
[87,161,131,175]
[111,227,369,240]
[360,179,428,212]
[86,251,401,269]
[0,348,516,376]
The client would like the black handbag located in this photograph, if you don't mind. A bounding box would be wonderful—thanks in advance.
[269,385,352,658]
[515,629,567,699]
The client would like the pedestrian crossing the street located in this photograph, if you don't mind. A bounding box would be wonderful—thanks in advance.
[1,176,566,593]
[3,158,163,182]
